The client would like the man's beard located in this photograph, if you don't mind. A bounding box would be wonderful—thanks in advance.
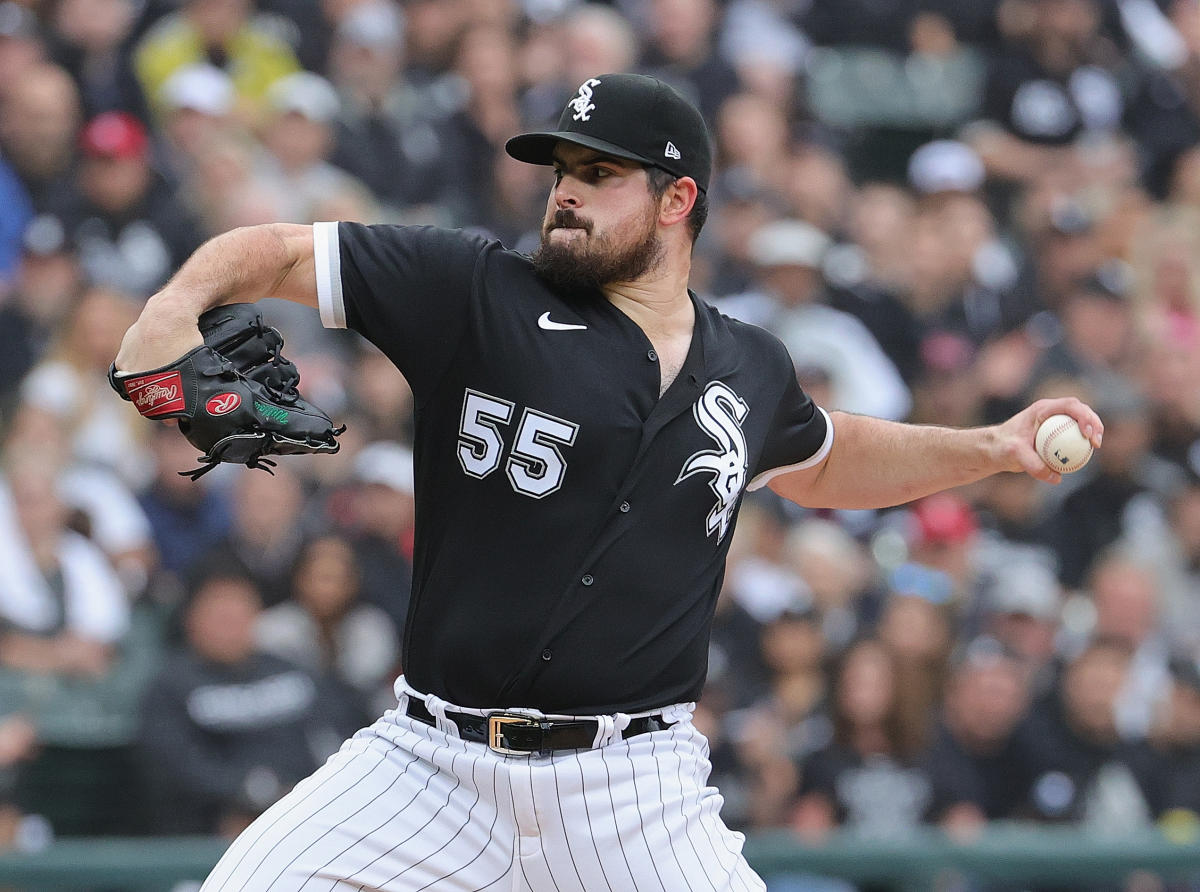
[531,208,664,292]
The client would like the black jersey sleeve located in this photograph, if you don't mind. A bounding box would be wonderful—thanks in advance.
[313,222,490,399]
[747,335,833,491]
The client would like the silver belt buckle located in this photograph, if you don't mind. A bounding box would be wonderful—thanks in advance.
[487,712,542,755]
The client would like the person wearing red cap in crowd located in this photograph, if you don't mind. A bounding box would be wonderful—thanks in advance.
[908,491,981,600]
[46,110,205,297]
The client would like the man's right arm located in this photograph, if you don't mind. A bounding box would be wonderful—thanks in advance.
[114,223,316,372]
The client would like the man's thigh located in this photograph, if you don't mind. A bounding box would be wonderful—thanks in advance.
[201,715,517,892]
[518,720,765,892]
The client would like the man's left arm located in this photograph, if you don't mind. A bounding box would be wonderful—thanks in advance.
[767,397,1103,510]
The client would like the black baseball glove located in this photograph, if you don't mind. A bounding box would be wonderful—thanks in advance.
[110,303,344,479]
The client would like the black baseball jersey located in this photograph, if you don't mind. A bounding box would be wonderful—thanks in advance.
[314,222,832,714]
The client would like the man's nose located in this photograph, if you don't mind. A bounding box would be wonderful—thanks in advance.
[554,177,581,208]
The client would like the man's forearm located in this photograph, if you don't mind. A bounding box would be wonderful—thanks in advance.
[788,412,1004,510]
[156,225,299,314]
[115,224,314,371]
[768,398,1103,510]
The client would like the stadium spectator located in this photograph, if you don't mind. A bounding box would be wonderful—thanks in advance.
[927,637,1035,833]
[0,452,128,688]
[902,492,985,607]
[718,0,808,111]
[905,190,1023,344]
[981,557,1064,695]
[259,71,377,226]
[18,287,149,486]
[47,0,147,120]
[736,597,831,828]
[0,2,46,100]
[1149,656,1200,819]
[800,0,919,53]
[1014,637,1165,828]
[792,637,937,839]
[877,578,956,762]
[712,91,794,200]
[0,63,81,211]
[0,216,82,413]
[5,402,155,600]
[136,420,233,579]
[325,0,452,217]
[561,4,639,97]
[138,571,341,835]
[256,532,400,720]
[0,154,32,296]
[132,0,300,118]
[780,518,882,651]
[400,0,468,84]
[438,23,524,228]
[155,63,237,177]
[195,462,310,609]
[1029,266,1138,393]
[721,218,912,421]
[1087,553,1172,741]
[0,449,139,835]
[1125,475,1200,654]
[1047,383,1183,586]
[640,0,740,119]
[339,441,415,637]
[50,112,206,296]
[176,126,276,235]
[967,0,1200,196]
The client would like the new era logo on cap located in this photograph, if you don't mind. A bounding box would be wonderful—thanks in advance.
[504,73,713,193]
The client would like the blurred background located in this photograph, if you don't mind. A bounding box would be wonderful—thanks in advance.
[4,0,1200,888]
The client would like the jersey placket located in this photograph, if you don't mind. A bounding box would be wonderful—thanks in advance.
[499,316,710,702]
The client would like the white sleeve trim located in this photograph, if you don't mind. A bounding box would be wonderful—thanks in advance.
[746,407,834,491]
[313,221,346,329]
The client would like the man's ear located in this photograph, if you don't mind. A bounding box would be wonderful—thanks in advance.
[659,177,699,228]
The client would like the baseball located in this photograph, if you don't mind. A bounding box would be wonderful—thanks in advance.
[1035,414,1093,473]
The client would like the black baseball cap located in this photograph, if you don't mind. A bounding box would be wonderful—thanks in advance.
[505,73,713,193]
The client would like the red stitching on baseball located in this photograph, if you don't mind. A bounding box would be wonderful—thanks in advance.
[1041,419,1085,467]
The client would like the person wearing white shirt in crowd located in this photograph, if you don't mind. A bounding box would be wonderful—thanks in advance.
[715,218,912,421]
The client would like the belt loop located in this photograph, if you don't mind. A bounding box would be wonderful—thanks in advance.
[425,694,460,739]
[660,702,694,725]
[592,712,631,748]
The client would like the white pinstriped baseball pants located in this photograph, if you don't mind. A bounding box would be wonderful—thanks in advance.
[200,679,765,891]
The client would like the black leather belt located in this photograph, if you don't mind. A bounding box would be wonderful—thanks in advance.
[405,698,671,755]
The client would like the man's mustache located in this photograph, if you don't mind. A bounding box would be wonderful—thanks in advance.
[546,210,592,234]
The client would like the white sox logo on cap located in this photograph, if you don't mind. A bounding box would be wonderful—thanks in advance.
[505,73,714,192]
[569,78,601,122]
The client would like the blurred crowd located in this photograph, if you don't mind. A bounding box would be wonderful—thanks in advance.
[2,0,1200,873]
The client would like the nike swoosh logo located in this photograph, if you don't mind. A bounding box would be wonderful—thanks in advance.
[537,312,588,331]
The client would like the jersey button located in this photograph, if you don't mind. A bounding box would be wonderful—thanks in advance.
[581,574,594,586]
[541,649,552,661]
[619,501,631,513]
[647,350,658,362]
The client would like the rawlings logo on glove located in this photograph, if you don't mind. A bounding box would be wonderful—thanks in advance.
[125,372,185,416]
[206,392,242,415]
[110,303,344,479]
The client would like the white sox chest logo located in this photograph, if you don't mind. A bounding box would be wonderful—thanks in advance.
[676,381,749,542]
[569,78,601,121]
